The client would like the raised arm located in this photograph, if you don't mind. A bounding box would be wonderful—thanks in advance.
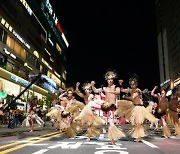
[151,86,158,98]
[75,82,84,98]
[59,91,67,101]
[91,81,103,93]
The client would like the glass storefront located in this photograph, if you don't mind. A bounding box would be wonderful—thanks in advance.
[0,77,20,96]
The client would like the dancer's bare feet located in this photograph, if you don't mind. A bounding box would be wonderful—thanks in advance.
[86,137,90,142]
[134,138,142,142]
[110,139,116,145]
[29,130,33,132]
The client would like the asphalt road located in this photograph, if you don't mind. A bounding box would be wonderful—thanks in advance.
[0,124,180,154]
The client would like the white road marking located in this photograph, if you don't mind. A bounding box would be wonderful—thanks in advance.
[142,140,159,148]
[84,142,105,146]
[48,144,65,149]
[27,143,48,146]
[49,142,82,149]
[96,144,127,150]
[153,137,166,140]
[32,149,49,154]
[95,150,128,154]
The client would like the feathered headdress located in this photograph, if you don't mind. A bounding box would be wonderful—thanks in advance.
[104,69,118,81]
[66,86,74,92]
[82,82,91,89]
[129,74,139,85]
[82,82,92,92]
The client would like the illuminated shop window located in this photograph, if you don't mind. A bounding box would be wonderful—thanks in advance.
[20,48,26,60]
[6,35,13,49]
[6,35,27,59]
[40,65,43,72]
[14,41,21,55]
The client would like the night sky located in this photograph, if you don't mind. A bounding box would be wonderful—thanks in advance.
[51,0,160,91]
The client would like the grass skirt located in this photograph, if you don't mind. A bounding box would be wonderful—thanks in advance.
[162,125,171,137]
[46,108,61,122]
[123,105,156,139]
[87,126,100,138]
[116,100,134,117]
[108,124,125,140]
[166,109,180,135]
[74,105,105,127]
[131,124,145,138]
[66,121,82,138]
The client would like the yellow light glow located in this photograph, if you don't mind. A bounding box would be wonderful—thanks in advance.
[174,77,180,86]
[24,63,33,70]
[56,43,62,54]
[5,22,9,29]
[1,18,5,25]
[33,50,39,58]
[8,26,13,32]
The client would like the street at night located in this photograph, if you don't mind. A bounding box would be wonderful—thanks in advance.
[0,0,180,154]
[0,123,180,154]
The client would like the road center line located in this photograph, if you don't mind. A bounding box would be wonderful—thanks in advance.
[0,131,58,150]
[0,133,60,154]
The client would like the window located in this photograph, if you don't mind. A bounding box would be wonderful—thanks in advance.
[6,35,14,49]
[6,62,13,72]
[14,41,21,55]
[20,48,26,60]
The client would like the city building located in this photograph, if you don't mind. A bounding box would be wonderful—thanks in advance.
[156,0,180,94]
[0,0,69,110]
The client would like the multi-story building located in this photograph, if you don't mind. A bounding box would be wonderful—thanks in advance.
[156,0,180,93]
[0,0,69,110]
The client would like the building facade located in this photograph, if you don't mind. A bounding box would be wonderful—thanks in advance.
[0,0,68,109]
[156,0,180,93]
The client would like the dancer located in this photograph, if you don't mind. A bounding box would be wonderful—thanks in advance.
[166,87,180,136]
[148,102,160,130]
[116,80,134,123]
[46,101,67,132]
[59,89,85,137]
[74,81,105,141]
[75,82,103,109]
[23,107,44,132]
[151,86,171,138]
[91,69,125,145]
[22,99,44,132]
[118,74,156,142]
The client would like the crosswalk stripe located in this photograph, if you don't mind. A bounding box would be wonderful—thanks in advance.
[32,149,49,154]
[142,140,159,148]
